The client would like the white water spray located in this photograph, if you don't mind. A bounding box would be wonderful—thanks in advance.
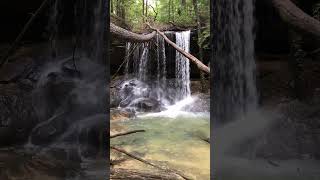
[138,43,149,81]
[175,31,191,101]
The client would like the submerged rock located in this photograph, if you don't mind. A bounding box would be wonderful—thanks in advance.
[110,108,135,121]
[110,122,128,137]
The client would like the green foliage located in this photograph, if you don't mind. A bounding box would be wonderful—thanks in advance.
[198,26,210,49]
[110,0,209,30]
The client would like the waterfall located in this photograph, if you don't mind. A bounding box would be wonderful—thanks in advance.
[138,43,150,81]
[124,42,131,78]
[90,0,104,62]
[175,31,191,101]
[156,34,167,101]
[121,30,192,111]
[48,0,59,58]
[213,0,257,123]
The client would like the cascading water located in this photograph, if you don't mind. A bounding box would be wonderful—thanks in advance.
[112,31,209,179]
[213,0,257,123]
[175,30,191,100]
[48,0,59,58]
[156,34,167,100]
[120,31,192,112]
[138,43,150,81]
[124,42,131,78]
[19,1,107,179]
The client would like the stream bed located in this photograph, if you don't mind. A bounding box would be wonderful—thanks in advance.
[111,112,210,180]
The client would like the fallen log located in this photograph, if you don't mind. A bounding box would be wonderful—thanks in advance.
[110,23,156,42]
[0,0,52,69]
[110,23,210,74]
[111,168,184,180]
[147,24,210,74]
[201,137,210,144]
[272,0,320,38]
[110,146,192,180]
[110,130,145,139]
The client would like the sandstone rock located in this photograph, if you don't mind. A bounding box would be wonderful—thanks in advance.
[129,98,162,112]
[110,108,135,121]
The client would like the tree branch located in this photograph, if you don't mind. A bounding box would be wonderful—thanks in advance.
[110,23,210,74]
[110,23,156,42]
[110,146,191,180]
[0,0,53,69]
[147,24,210,74]
[110,130,145,138]
[272,0,320,38]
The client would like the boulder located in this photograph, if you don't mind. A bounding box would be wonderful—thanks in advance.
[129,98,162,112]
[110,108,135,121]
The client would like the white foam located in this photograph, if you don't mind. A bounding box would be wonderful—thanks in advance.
[138,96,208,118]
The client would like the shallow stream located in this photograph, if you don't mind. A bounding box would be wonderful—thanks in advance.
[111,112,210,180]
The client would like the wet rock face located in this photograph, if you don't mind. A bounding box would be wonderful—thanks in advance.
[0,148,80,180]
[118,79,150,107]
[111,77,164,112]
[184,94,210,112]
[30,59,106,149]
[0,55,106,154]
[110,108,135,121]
[0,84,38,146]
[129,98,162,112]
[237,100,320,160]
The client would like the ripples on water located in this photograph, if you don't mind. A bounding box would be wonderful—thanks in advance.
[111,109,210,180]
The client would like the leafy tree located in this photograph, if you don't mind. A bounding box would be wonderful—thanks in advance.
[111,0,209,30]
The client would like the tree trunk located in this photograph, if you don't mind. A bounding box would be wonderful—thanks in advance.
[192,0,207,92]
[110,0,113,14]
[110,23,156,42]
[272,0,320,38]
[168,0,171,21]
[172,0,175,22]
[181,0,186,7]
[0,0,51,69]
[151,26,210,74]
[120,0,126,21]
[142,0,145,22]
[116,0,121,17]
[145,0,148,18]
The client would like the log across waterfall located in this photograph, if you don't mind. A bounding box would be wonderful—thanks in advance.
[110,23,157,42]
[154,27,210,74]
[110,23,210,74]
[121,31,193,109]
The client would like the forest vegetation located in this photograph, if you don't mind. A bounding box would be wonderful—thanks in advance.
[110,0,210,50]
